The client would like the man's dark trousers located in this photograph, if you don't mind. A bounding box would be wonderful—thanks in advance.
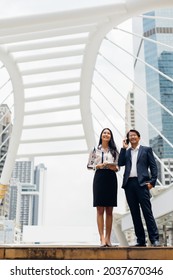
[125,177,159,245]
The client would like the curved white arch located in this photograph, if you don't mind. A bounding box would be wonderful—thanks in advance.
[0,46,24,185]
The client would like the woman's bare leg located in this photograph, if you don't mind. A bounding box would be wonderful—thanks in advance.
[105,207,113,246]
[97,206,106,246]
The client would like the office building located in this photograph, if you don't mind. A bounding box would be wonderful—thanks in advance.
[34,164,47,225]
[0,104,12,177]
[143,9,173,183]
[132,8,173,183]
[125,90,136,133]
[0,105,12,216]
[0,158,47,242]
[10,160,47,232]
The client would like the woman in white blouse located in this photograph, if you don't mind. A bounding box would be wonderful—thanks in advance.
[87,128,119,247]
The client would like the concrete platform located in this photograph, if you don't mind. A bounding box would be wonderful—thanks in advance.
[0,245,173,259]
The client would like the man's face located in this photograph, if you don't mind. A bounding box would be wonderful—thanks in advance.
[128,132,140,146]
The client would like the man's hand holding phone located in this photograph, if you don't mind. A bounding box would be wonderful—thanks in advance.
[123,138,129,149]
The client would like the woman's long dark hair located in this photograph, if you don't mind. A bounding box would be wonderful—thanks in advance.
[98,128,119,159]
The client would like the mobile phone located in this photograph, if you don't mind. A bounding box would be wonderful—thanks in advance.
[125,138,129,145]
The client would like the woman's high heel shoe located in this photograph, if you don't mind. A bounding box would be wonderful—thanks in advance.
[106,243,112,247]
[100,242,107,247]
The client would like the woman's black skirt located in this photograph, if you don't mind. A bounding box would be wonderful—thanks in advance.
[93,169,117,207]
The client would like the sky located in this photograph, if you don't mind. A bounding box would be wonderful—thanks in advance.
[0,0,133,244]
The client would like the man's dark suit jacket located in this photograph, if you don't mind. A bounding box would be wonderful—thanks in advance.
[118,145,158,188]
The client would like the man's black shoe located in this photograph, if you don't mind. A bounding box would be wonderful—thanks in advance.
[151,240,160,247]
[132,243,146,247]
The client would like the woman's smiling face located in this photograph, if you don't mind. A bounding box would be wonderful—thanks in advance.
[101,129,111,142]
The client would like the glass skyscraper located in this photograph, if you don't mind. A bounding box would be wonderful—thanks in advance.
[141,9,173,185]
[143,9,173,160]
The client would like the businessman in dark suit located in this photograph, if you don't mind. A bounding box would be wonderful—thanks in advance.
[118,129,159,246]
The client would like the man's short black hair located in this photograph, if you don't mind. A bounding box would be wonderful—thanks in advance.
[126,129,140,139]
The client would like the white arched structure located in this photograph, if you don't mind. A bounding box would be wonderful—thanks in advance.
[0,0,172,185]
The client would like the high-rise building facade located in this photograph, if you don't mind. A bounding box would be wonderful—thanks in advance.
[0,104,12,216]
[0,149,46,242]
[10,160,47,232]
[143,13,173,142]
[143,9,173,183]
[34,164,47,225]
[132,8,173,184]
[12,161,34,184]
[125,90,135,133]
[0,104,12,177]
